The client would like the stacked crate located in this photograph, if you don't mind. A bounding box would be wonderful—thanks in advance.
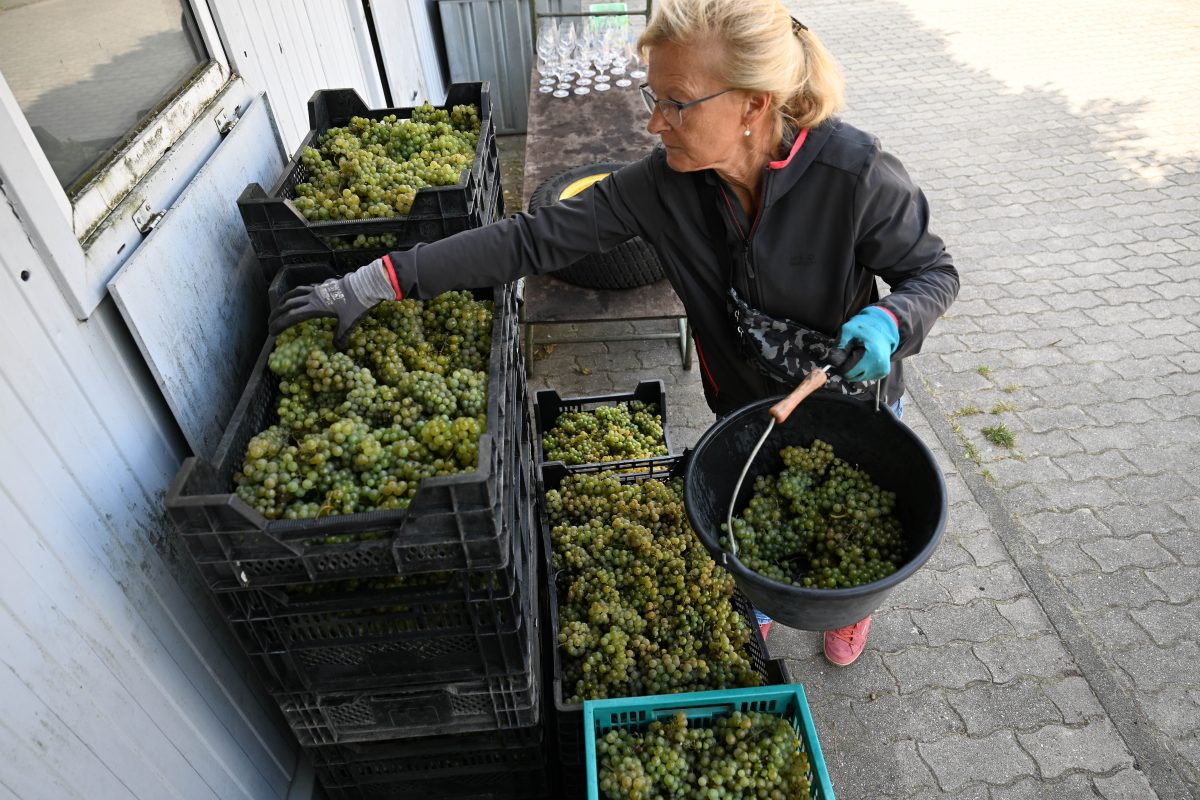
[166,266,546,798]
[531,385,791,799]
[238,82,503,278]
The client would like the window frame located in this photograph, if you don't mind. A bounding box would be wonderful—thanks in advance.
[0,0,238,320]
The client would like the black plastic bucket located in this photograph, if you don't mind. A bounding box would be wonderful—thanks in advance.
[684,393,947,630]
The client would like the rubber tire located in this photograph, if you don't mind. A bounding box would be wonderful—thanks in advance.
[528,162,665,290]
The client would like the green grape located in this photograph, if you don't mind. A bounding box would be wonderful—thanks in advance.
[543,400,668,464]
[234,291,496,527]
[547,473,763,704]
[723,439,907,589]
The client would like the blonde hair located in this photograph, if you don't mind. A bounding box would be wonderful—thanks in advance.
[638,0,844,145]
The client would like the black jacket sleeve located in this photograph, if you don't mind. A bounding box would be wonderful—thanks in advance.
[853,147,960,359]
[384,157,655,299]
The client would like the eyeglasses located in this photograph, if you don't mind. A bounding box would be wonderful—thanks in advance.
[639,83,734,127]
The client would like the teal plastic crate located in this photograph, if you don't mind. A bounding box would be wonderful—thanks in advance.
[582,684,835,800]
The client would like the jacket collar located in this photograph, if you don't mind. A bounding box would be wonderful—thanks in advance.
[760,117,837,206]
[699,117,837,207]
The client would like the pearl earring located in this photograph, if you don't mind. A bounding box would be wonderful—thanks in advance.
[744,129,751,137]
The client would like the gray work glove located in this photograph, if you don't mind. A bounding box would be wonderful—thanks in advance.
[268,256,400,347]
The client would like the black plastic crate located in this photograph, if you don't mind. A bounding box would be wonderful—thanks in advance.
[311,725,549,800]
[536,456,771,772]
[533,380,671,469]
[165,277,524,589]
[238,83,502,278]
[276,619,541,745]
[228,460,536,693]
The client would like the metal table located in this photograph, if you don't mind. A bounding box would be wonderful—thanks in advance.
[519,74,692,374]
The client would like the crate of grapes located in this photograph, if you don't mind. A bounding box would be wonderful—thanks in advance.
[533,381,672,470]
[275,625,542,745]
[535,456,771,780]
[309,725,550,800]
[582,684,835,800]
[227,459,538,693]
[238,82,503,278]
[165,267,526,590]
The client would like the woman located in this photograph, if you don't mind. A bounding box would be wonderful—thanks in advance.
[271,0,959,667]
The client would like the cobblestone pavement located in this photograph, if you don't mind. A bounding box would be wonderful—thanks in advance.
[507,2,1199,797]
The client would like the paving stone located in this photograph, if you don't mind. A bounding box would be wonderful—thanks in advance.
[1035,479,1128,513]
[1114,641,1200,693]
[776,650,899,702]
[885,571,952,612]
[889,739,940,797]
[990,773,1105,800]
[1080,534,1177,574]
[1043,674,1109,724]
[1130,599,1200,647]
[1135,684,1200,738]
[1020,508,1113,545]
[1155,531,1200,567]
[1092,768,1159,800]
[1096,503,1190,536]
[933,562,1028,605]
[922,535,975,572]
[995,597,1055,637]
[909,601,1016,647]
[1053,451,1139,482]
[917,731,1034,791]
[1038,539,1101,578]
[1060,569,1167,613]
[1112,472,1199,505]
[850,688,965,743]
[981,455,1070,488]
[958,529,1012,568]
[1145,564,1200,602]
[945,678,1062,736]
[1016,719,1134,778]
[974,635,1077,683]
[1015,405,1095,433]
[883,642,991,695]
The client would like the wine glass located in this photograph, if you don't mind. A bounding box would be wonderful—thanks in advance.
[536,19,559,91]
[626,26,647,79]
[611,35,633,88]
[573,40,592,95]
[555,21,577,98]
[577,21,598,79]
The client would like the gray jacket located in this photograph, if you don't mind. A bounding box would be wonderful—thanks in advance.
[387,117,959,415]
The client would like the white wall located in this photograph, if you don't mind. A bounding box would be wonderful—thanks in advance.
[0,2,407,797]
[0,189,299,798]
[210,0,386,150]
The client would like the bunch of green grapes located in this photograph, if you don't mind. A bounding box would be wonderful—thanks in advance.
[233,291,494,522]
[596,710,812,800]
[289,104,481,235]
[542,400,668,464]
[545,473,762,703]
[725,439,907,590]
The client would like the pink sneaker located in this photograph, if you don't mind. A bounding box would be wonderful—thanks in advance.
[823,616,872,667]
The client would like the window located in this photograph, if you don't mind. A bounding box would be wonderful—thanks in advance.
[0,0,238,318]
[0,0,209,195]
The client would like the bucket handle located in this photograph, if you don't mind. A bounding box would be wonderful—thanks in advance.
[724,367,830,562]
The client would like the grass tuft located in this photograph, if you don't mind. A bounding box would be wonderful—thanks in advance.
[982,424,1015,448]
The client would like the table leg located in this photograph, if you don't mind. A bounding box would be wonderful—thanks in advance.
[679,317,694,370]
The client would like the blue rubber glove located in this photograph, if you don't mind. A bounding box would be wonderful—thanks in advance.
[837,306,899,382]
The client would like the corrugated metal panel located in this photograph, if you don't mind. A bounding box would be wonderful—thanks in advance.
[0,102,298,800]
[108,94,283,460]
[439,0,533,134]
[209,0,386,150]
[371,0,449,106]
